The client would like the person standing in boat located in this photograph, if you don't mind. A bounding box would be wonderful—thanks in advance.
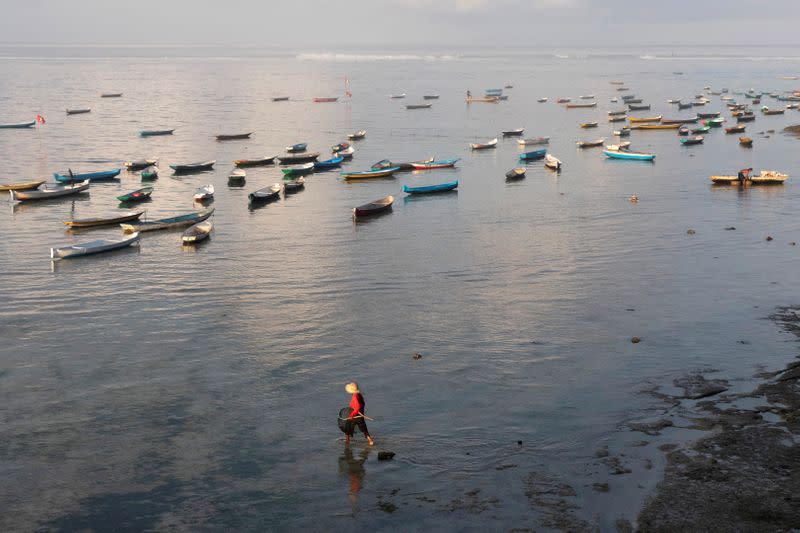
[344,382,374,446]
[738,167,752,185]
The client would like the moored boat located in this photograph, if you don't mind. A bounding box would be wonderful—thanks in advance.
[282,162,315,177]
[678,127,690,136]
[566,102,597,108]
[101,93,122,98]
[406,103,432,109]
[603,149,656,161]
[390,93,406,99]
[216,132,253,141]
[739,136,753,147]
[353,195,394,218]
[170,160,215,173]
[141,166,159,180]
[505,167,526,180]
[124,159,158,171]
[544,154,562,170]
[249,183,282,203]
[609,115,627,122]
[628,115,662,123]
[0,120,35,129]
[725,125,746,134]
[272,96,290,102]
[334,146,355,159]
[502,128,524,136]
[277,153,320,164]
[519,149,547,161]
[64,211,144,228]
[614,127,631,137]
[314,156,344,171]
[182,221,213,244]
[121,208,215,233]
[710,170,788,185]
[0,180,45,191]
[117,187,154,202]
[678,102,693,110]
[410,158,459,170]
[630,124,681,130]
[403,181,458,194]
[691,126,710,134]
[423,95,440,100]
[470,138,498,150]
[193,184,215,201]
[286,143,307,153]
[517,136,550,146]
[66,108,91,115]
[234,156,276,167]
[537,97,548,103]
[283,177,305,193]
[341,167,400,180]
[580,121,598,128]
[331,142,350,153]
[51,232,140,260]
[628,104,651,111]
[466,96,499,103]
[576,138,605,148]
[54,168,121,183]
[348,130,367,140]
[680,135,704,146]
[10,180,90,201]
[228,168,246,185]
[140,129,174,137]
[661,116,699,125]
[697,111,721,119]
[313,97,338,103]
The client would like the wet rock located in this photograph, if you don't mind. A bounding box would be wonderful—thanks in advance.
[593,482,610,492]
[495,463,517,471]
[517,440,523,446]
[687,229,696,235]
[674,373,730,399]
[725,226,736,230]
[378,500,397,513]
[767,129,775,133]
[631,337,641,344]
[615,518,634,533]
[630,419,674,436]
[440,489,499,514]
[412,352,422,360]
[766,236,774,241]
[644,458,653,470]
[378,451,395,461]
[602,456,632,475]
[595,445,610,458]
[631,440,650,447]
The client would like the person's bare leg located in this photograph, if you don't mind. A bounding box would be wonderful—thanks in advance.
[345,434,351,446]
[365,432,374,446]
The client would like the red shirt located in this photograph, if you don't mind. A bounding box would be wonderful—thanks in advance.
[348,393,365,419]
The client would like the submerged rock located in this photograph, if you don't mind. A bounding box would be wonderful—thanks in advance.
[631,337,641,344]
[629,419,674,436]
[378,451,396,461]
[686,229,696,235]
[674,373,729,399]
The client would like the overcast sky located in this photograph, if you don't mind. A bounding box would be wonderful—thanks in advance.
[2,0,799,48]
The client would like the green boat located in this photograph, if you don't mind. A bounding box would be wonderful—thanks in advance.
[705,118,724,128]
[281,162,314,177]
[141,166,158,180]
[117,187,153,202]
[691,126,710,134]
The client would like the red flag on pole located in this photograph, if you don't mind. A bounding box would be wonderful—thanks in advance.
[345,76,352,98]
[36,114,46,124]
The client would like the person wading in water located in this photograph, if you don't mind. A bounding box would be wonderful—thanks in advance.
[344,382,374,446]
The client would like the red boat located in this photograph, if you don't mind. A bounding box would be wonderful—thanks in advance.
[313,97,338,103]
[353,195,394,218]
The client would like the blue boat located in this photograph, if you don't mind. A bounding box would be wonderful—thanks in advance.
[519,149,547,161]
[603,149,655,161]
[54,168,122,183]
[286,143,307,153]
[403,181,459,195]
[313,156,344,171]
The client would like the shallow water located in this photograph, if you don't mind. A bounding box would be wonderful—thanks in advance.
[2,46,800,530]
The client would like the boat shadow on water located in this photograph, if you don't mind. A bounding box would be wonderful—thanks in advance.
[11,195,90,214]
[353,208,393,225]
[181,238,211,253]
[402,189,458,203]
[118,198,152,209]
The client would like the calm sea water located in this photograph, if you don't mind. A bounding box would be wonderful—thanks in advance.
[2,46,800,531]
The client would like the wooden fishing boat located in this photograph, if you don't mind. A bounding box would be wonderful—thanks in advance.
[286,143,307,153]
[628,104,651,111]
[692,101,708,107]
[706,118,725,128]
[0,180,44,191]
[124,159,158,171]
[9,180,92,202]
[608,109,628,116]
[406,103,432,109]
[348,130,367,140]
[410,158,459,170]
[517,137,549,146]
[603,149,656,161]
[403,181,458,194]
[64,211,144,228]
[341,167,400,180]
[277,153,320,165]
[423,95,440,100]
[334,146,355,159]
[170,160,215,173]
[314,156,344,171]
[140,129,174,137]
[761,106,785,115]
[678,102,693,110]
[691,126,710,134]
[117,187,154,202]
[616,87,629,91]
[331,142,349,153]
[605,142,631,151]
[614,128,631,137]
[697,111,721,119]
[141,166,159,180]
[313,97,338,103]
[667,99,681,104]
[234,156,276,167]
[625,99,643,104]
[283,177,305,193]
[470,138,498,150]
[580,121,598,128]
[193,184,215,201]
[54,168,121,183]
[710,171,788,185]
[505,167,526,180]
[537,97,548,103]
[610,97,619,103]
[353,196,394,218]
[544,154,562,170]
[51,232,140,260]
[66,108,91,115]
[465,96,499,103]
[739,137,753,147]
[121,208,214,233]
[272,96,290,101]
[390,93,406,99]
[101,93,122,98]
[0,120,35,129]
[725,125,746,134]
[502,128,524,136]
[182,221,213,244]
[630,124,680,130]
[609,115,627,122]
[519,149,547,161]
[610,80,625,85]
[621,94,636,100]
[576,139,605,148]
[661,117,699,125]
[566,102,597,108]
[737,114,756,123]
[629,115,662,123]
[579,94,595,99]
[678,127,690,136]
[228,169,246,185]
[680,136,704,146]
[249,183,282,203]
[282,163,315,177]
[216,132,253,141]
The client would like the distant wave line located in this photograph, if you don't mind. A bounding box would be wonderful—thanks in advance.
[296,53,461,62]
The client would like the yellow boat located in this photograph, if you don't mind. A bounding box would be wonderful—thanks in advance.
[628,115,662,123]
[0,180,44,191]
[710,170,788,185]
[465,97,500,103]
[630,123,681,130]
[340,167,400,180]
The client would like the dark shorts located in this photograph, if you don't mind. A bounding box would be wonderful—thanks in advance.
[344,417,369,437]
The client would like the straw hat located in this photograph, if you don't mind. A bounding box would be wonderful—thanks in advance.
[345,382,359,394]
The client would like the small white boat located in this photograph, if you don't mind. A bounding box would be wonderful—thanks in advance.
[334,146,355,158]
[610,97,619,103]
[537,97,548,103]
[580,94,596,99]
[51,232,140,260]
[390,93,406,99]
[470,138,498,150]
[229,169,246,181]
[544,154,562,170]
[182,221,213,244]
[193,184,215,201]
[347,130,367,140]
[517,136,550,146]
[10,180,90,201]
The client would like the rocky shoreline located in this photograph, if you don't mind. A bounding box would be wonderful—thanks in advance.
[636,306,800,531]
